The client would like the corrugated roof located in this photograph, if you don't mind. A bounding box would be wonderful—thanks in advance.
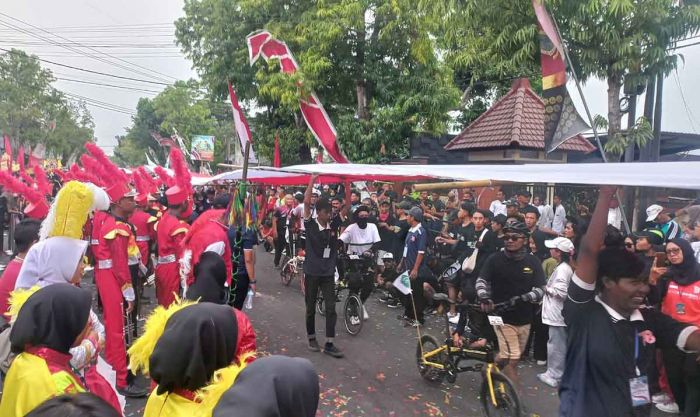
[444,78,596,153]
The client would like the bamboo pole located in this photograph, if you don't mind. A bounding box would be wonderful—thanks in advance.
[413,180,513,191]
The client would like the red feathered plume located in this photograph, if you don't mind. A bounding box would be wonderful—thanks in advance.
[181,209,225,247]
[169,147,192,194]
[154,166,174,188]
[137,166,158,193]
[79,154,107,187]
[0,171,43,205]
[69,164,102,185]
[19,171,34,187]
[85,142,129,186]
[132,170,148,196]
[32,164,52,196]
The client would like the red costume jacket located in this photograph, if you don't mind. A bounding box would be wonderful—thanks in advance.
[183,220,232,286]
[155,212,189,262]
[129,208,157,263]
[95,214,134,298]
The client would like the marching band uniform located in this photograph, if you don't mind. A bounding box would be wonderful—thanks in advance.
[181,209,233,294]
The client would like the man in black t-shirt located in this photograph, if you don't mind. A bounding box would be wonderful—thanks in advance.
[523,207,551,261]
[272,194,293,267]
[302,176,350,358]
[560,185,700,417]
[476,221,546,387]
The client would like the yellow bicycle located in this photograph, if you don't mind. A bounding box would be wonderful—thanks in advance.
[416,294,521,417]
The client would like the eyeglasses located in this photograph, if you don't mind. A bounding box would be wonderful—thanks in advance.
[503,234,524,241]
[666,248,681,255]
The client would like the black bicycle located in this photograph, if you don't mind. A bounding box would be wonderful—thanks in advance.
[416,294,521,417]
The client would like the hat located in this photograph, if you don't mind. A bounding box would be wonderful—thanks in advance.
[505,199,519,207]
[84,142,133,202]
[397,200,412,210]
[408,206,423,221]
[492,214,507,225]
[379,200,390,207]
[634,229,665,246]
[381,252,394,260]
[646,204,663,222]
[311,189,321,196]
[0,171,49,220]
[545,237,575,254]
[165,148,193,206]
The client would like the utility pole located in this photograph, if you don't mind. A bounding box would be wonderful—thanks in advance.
[651,74,664,162]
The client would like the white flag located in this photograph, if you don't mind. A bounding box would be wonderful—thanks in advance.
[393,272,412,295]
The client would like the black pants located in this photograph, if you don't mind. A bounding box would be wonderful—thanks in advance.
[273,233,287,266]
[231,273,250,310]
[664,347,700,417]
[304,274,336,339]
[523,308,548,361]
[403,275,425,323]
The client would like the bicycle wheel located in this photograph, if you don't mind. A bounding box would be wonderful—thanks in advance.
[416,335,446,384]
[280,259,293,286]
[480,370,521,417]
[343,294,363,335]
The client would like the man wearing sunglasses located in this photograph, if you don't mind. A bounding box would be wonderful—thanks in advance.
[475,221,546,388]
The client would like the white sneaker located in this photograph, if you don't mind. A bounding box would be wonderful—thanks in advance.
[362,306,369,321]
[537,372,558,388]
[350,316,361,326]
[537,360,547,366]
[655,401,680,414]
[84,265,94,272]
[447,312,460,324]
[652,393,672,404]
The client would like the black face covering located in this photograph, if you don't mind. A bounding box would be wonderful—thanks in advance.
[149,303,238,394]
[357,218,368,229]
[10,284,92,354]
[187,252,227,304]
[213,355,319,417]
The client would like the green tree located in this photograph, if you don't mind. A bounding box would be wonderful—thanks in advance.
[0,49,94,163]
[175,0,460,163]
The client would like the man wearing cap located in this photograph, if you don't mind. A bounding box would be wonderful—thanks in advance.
[646,204,682,241]
[94,179,146,397]
[634,228,666,280]
[399,206,428,326]
[476,221,546,388]
[517,190,537,214]
[154,179,192,308]
[506,199,524,223]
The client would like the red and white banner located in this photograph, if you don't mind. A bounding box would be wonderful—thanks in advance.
[227,81,258,163]
[246,30,349,163]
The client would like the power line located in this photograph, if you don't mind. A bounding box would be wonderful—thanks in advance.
[0,47,172,86]
[54,77,162,94]
[672,69,698,134]
[0,12,177,83]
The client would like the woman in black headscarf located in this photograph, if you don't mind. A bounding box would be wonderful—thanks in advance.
[188,252,228,304]
[0,284,93,417]
[131,302,245,417]
[213,355,319,417]
[656,238,700,417]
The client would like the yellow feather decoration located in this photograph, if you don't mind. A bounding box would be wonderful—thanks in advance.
[7,286,41,321]
[49,181,94,239]
[195,356,252,414]
[128,297,197,375]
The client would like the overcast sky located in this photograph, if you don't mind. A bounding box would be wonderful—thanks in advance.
[2,0,699,156]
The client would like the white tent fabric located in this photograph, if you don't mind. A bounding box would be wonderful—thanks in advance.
[210,168,308,183]
[278,161,700,190]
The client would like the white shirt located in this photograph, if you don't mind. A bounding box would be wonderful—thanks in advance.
[552,204,567,234]
[291,203,316,231]
[607,207,623,230]
[537,204,554,229]
[489,199,507,217]
[692,241,700,263]
[339,222,381,254]
[542,262,573,326]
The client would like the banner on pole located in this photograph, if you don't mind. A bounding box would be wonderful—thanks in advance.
[191,135,216,161]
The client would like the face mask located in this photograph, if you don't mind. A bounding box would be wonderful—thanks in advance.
[357,218,368,229]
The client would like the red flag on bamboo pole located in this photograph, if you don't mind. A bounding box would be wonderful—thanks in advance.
[273,132,281,168]
[18,145,25,172]
[3,135,12,172]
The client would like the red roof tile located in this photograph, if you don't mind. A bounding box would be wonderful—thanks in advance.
[444,78,596,153]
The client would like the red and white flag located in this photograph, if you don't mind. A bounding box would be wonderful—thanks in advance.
[227,81,257,163]
[273,132,281,168]
[246,30,349,163]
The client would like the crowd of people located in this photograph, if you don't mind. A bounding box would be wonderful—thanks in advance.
[0,142,697,416]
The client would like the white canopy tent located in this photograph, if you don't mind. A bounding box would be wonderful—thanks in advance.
[277,161,700,190]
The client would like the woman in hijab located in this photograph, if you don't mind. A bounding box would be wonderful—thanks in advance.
[213,355,319,417]
[129,302,248,417]
[655,238,700,417]
[186,252,257,364]
[0,284,92,417]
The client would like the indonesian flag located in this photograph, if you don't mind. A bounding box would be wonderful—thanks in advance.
[227,81,258,163]
[246,30,349,163]
[18,145,25,172]
[3,135,12,172]
[273,132,281,168]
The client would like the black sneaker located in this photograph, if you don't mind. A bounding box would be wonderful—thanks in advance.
[379,293,391,303]
[307,338,320,352]
[323,343,344,358]
[387,298,401,308]
[117,383,148,398]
